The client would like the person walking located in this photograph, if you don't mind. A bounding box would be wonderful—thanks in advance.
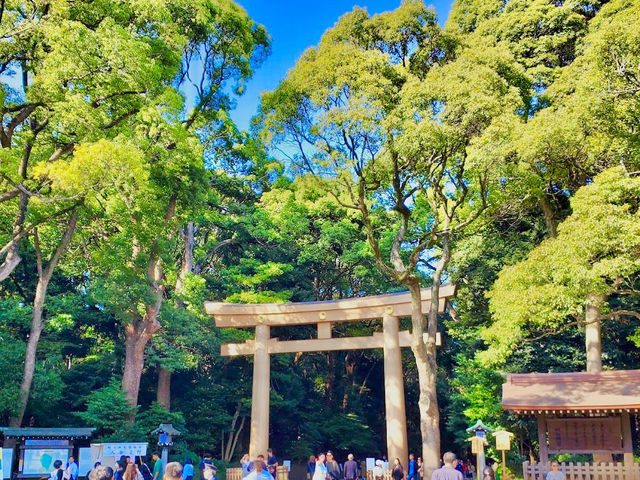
[123,463,139,480]
[407,455,416,480]
[373,460,384,480]
[392,459,404,480]
[343,454,358,480]
[545,462,565,480]
[241,454,251,478]
[182,459,194,480]
[51,460,64,480]
[307,456,316,480]
[326,452,340,480]
[138,457,153,480]
[313,454,328,480]
[163,463,183,480]
[152,453,164,480]
[115,461,128,480]
[430,453,462,480]
[245,460,273,480]
[199,454,213,479]
[94,466,114,480]
[67,456,79,480]
[267,449,278,479]
[417,459,424,480]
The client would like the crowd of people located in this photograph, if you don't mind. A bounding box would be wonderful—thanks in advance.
[73,449,565,480]
[80,453,200,480]
[300,451,479,480]
[83,460,186,480]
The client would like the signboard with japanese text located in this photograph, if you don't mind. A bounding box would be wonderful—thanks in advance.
[547,417,622,453]
[469,437,485,454]
[98,443,148,458]
[493,431,514,451]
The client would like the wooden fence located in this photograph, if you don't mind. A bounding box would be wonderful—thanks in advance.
[226,466,290,480]
[365,471,393,480]
[523,461,640,480]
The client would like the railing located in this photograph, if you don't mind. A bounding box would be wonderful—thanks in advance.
[226,466,290,480]
[226,468,243,480]
[523,461,640,480]
[365,471,394,480]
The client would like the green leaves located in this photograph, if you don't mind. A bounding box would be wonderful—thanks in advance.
[77,378,141,441]
[483,167,640,364]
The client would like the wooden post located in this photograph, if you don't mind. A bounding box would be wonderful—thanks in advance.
[502,450,506,480]
[382,314,408,468]
[249,324,270,459]
[536,415,549,465]
[621,412,636,480]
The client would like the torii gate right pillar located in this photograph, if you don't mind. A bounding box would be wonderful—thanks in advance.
[383,313,408,467]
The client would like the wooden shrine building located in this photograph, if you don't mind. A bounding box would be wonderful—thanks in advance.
[501,370,640,480]
[205,286,456,466]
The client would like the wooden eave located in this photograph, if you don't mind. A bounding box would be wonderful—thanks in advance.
[501,370,640,416]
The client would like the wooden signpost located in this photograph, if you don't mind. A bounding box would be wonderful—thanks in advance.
[493,430,514,480]
[467,421,492,475]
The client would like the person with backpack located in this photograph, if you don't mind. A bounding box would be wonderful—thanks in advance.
[51,460,64,480]
[199,454,213,479]
[115,461,127,480]
[138,457,153,480]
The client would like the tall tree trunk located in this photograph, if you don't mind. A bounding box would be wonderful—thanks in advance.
[0,192,28,282]
[408,234,451,479]
[9,209,78,427]
[585,296,609,464]
[538,194,557,238]
[154,221,194,410]
[10,277,47,427]
[585,294,604,373]
[122,197,175,410]
[157,367,171,409]
[122,324,149,407]
[121,274,163,407]
[223,403,246,462]
[325,351,336,406]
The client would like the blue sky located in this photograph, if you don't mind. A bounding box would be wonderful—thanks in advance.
[230,0,455,131]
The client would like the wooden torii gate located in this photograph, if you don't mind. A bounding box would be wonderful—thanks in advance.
[204,285,456,464]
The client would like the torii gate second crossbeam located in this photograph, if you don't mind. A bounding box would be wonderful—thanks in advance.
[204,285,456,465]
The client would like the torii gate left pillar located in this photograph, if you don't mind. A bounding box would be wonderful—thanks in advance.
[205,286,455,462]
[250,324,270,458]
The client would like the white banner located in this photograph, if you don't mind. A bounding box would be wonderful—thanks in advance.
[1,448,12,479]
[365,458,375,472]
[92,443,148,459]
[79,448,93,478]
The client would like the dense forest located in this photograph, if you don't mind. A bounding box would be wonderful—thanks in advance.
[0,0,639,474]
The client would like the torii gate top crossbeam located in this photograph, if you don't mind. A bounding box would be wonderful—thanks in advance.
[205,285,456,328]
